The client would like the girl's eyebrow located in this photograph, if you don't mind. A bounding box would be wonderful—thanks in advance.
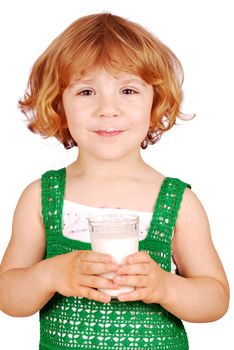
[69,78,95,88]
[119,78,147,87]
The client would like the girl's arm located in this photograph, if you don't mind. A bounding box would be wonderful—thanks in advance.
[162,188,230,322]
[0,180,119,317]
[114,189,230,322]
[0,180,54,316]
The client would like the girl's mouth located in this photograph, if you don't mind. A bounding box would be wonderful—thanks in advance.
[94,128,124,137]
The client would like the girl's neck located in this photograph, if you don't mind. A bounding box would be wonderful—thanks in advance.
[68,151,149,180]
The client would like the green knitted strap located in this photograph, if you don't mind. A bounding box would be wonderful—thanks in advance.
[41,168,66,235]
[140,177,191,271]
[154,177,191,233]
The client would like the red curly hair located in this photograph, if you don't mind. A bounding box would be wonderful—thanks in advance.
[19,13,187,149]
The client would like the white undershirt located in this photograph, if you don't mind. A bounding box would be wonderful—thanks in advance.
[62,199,177,273]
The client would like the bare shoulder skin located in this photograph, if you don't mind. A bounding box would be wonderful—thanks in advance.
[0,179,45,275]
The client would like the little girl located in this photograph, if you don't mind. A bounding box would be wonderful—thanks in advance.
[0,13,229,350]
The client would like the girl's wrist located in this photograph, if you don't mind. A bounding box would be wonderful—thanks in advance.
[157,271,186,310]
[37,257,57,295]
[153,270,173,305]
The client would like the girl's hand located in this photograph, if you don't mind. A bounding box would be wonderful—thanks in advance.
[49,250,120,303]
[113,251,168,304]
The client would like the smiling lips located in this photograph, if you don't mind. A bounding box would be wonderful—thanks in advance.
[94,128,124,137]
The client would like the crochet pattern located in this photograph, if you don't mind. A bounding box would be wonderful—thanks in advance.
[40,168,190,349]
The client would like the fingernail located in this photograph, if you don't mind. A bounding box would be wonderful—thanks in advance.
[105,255,112,263]
[115,276,122,282]
[113,263,120,271]
[103,295,111,303]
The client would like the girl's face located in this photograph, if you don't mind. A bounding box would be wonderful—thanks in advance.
[62,68,154,161]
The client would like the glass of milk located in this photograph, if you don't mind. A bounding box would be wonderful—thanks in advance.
[88,213,139,297]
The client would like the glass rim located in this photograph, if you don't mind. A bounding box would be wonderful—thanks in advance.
[88,213,139,224]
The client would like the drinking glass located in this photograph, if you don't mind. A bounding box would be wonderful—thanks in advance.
[88,213,139,297]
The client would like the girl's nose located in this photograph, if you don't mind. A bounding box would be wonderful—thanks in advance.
[97,95,121,118]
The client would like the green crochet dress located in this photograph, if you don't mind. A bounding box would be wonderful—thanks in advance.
[40,168,191,350]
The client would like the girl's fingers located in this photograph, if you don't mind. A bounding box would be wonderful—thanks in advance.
[113,274,147,287]
[116,263,150,275]
[79,275,120,290]
[79,250,113,263]
[78,286,112,303]
[124,251,151,264]
[117,288,147,302]
[80,261,120,275]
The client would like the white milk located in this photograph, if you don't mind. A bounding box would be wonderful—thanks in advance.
[91,233,139,296]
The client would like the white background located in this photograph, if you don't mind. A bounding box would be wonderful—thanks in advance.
[0,0,233,348]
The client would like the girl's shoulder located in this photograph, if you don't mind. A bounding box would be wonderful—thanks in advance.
[18,178,41,205]
[13,178,42,224]
[177,186,207,224]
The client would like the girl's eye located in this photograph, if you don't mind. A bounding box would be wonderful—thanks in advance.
[78,89,94,96]
[122,88,138,95]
